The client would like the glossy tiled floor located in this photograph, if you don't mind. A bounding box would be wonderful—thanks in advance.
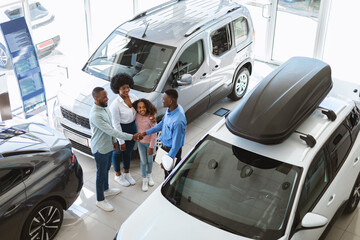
[51,61,360,240]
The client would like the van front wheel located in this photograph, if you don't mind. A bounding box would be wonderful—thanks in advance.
[228,68,249,101]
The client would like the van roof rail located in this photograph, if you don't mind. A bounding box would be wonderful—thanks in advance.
[295,131,316,148]
[130,0,180,21]
[184,6,241,37]
[318,106,337,121]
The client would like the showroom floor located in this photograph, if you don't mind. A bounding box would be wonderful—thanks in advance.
[47,60,360,240]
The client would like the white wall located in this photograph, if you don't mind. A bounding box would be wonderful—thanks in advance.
[323,0,360,83]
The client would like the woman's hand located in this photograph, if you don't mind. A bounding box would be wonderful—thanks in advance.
[148,148,154,155]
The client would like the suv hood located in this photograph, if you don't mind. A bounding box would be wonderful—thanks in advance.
[0,122,69,154]
[117,187,244,240]
[58,70,150,117]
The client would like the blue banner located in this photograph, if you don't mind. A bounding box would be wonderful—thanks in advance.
[0,17,47,119]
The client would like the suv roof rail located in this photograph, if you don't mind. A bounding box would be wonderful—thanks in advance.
[130,0,180,21]
[184,6,241,37]
[295,131,316,148]
[318,106,337,121]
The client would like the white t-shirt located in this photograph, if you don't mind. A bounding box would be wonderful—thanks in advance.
[109,93,138,144]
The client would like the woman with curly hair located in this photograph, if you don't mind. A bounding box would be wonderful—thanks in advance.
[109,73,138,187]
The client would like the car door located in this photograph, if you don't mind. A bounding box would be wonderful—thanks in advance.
[207,18,237,104]
[0,167,27,240]
[162,31,211,116]
[290,120,355,239]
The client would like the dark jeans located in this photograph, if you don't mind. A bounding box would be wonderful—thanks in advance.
[162,145,182,179]
[112,121,137,171]
[93,151,112,201]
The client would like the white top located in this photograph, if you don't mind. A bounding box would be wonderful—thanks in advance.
[109,93,138,144]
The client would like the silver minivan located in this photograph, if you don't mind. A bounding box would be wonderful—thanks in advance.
[53,0,255,155]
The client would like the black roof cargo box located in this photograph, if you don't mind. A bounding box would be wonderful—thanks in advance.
[225,57,332,144]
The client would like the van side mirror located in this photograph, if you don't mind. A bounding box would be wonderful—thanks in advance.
[177,74,192,86]
[301,212,328,229]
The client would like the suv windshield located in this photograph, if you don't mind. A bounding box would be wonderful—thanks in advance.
[162,136,301,239]
[83,30,175,92]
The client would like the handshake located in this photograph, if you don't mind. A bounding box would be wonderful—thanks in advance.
[132,133,144,141]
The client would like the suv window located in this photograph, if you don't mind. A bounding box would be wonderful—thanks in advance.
[327,124,352,170]
[0,168,23,195]
[298,149,329,220]
[211,25,232,56]
[233,17,249,45]
[166,40,204,88]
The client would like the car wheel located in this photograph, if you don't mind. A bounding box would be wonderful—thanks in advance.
[228,68,249,100]
[344,173,360,214]
[21,200,64,240]
[0,44,11,69]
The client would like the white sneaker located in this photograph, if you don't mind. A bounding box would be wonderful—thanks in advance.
[142,178,148,192]
[114,175,130,187]
[124,173,136,185]
[147,174,154,187]
[96,200,114,212]
[104,188,121,197]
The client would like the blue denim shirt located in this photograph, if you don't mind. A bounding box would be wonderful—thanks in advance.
[146,105,187,159]
[90,104,133,154]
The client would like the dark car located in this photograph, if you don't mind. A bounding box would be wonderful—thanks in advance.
[0,122,83,240]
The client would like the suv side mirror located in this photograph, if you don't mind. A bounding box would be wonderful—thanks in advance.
[177,74,192,86]
[301,212,328,229]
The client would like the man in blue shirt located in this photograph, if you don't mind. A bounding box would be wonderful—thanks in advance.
[143,89,187,178]
[90,87,142,211]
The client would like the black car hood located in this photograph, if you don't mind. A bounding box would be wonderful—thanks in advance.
[0,122,70,155]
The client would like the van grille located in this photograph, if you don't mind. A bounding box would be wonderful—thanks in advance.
[69,139,93,156]
[60,107,90,129]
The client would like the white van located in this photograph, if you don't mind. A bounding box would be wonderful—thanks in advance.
[52,0,255,155]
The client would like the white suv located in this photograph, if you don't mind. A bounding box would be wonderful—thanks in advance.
[115,57,360,240]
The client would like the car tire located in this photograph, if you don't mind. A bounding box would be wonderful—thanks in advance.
[344,173,360,214]
[0,43,11,69]
[21,200,64,240]
[228,67,249,101]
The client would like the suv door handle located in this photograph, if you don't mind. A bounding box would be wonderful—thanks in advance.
[354,157,360,166]
[200,73,207,79]
[212,65,219,71]
[327,194,335,206]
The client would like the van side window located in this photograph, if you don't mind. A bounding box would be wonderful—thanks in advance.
[211,25,232,56]
[297,149,329,222]
[327,123,352,170]
[165,40,204,88]
[233,17,249,45]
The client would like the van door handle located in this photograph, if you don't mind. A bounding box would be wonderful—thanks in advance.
[212,65,219,71]
[354,157,360,166]
[327,194,335,206]
[200,73,207,79]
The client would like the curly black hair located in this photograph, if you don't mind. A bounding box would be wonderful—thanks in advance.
[110,73,134,94]
[133,98,157,116]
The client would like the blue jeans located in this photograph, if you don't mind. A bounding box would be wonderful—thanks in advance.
[112,121,137,171]
[137,142,154,178]
[93,151,112,201]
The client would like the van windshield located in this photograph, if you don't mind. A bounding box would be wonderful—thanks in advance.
[161,135,301,239]
[83,30,175,92]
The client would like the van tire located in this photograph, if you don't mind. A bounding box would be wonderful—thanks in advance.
[228,68,249,100]
[344,172,360,214]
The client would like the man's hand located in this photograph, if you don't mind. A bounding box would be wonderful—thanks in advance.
[141,132,147,138]
[148,148,153,155]
[113,142,118,150]
[120,144,126,151]
[132,133,144,141]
